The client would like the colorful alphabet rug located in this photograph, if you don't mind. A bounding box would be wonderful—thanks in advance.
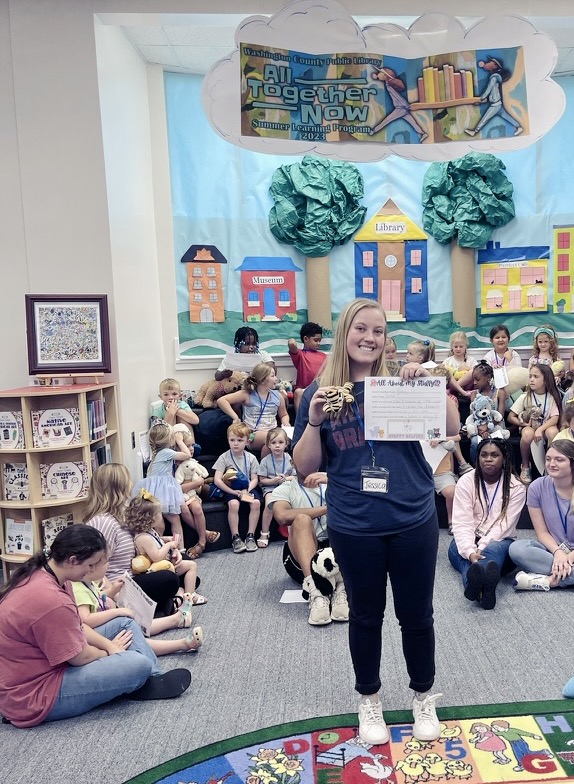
[124,700,574,784]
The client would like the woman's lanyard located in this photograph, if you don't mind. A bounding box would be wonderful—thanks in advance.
[271,454,286,476]
[254,390,270,429]
[476,477,502,538]
[231,452,249,477]
[82,580,107,612]
[532,392,548,418]
[552,484,571,541]
[352,402,376,466]
[299,483,324,513]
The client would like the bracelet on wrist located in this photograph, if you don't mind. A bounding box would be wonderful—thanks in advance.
[308,420,322,427]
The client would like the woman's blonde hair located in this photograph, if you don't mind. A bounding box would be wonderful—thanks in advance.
[244,362,273,393]
[122,491,162,535]
[83,463,132,524]
[448,331,468,358]
[318,299,388,387]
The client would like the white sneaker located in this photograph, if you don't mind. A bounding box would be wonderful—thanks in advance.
[412,693,442,741]
[330,581,349,622]
[513,571,550,591]
[358,698,389,745]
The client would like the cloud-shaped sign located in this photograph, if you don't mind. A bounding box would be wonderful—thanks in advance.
[201,0,564,162]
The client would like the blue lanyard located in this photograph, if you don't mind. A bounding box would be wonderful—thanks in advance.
[532,392,548,418]
[82,581,107,612]
[299,483,324,509]
[480,478,501,516]
[254,390,270,429]
[352,402,376,466]
[231,453,248,476]
[271,454,286,475]
[552,484,571,539]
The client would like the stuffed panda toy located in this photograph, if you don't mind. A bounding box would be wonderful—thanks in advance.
[302,546,343,599]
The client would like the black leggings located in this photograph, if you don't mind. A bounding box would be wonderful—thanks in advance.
[133,571,180,617]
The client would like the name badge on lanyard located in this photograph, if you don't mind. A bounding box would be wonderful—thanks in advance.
[353,402,390,494]
[361,465,389,494]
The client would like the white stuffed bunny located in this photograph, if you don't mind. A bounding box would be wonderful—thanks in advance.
[175,458,209,504]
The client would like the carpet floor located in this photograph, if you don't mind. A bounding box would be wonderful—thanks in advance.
[125,700,574,784]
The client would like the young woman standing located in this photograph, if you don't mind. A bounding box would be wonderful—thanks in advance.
[293,298,460,746]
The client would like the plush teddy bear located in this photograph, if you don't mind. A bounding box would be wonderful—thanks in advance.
[520,405,544,431]
[465,393,510,440]
[301,546,345,599]
[194,371,247,408]
[174,457,210,503]
[131,555,175,574]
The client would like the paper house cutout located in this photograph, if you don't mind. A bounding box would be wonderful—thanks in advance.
[235,257,302,322]
[353,199,429,322]
[554,226,574,313]
[181,245,227,323]
[478,241,549,314]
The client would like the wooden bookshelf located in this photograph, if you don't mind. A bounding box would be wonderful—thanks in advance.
[0,383,121,580]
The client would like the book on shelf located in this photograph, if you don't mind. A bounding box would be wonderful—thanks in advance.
[31,408,81,448]
[90,443,113,469]
[40,461,89,500]
[0,411,24,450]
[41,512,74,547]
[4,515,34,556]
[87,399,107,440]
[2,462,29,501]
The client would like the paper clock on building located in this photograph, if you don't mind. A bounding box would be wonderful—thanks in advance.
[354,199,429,322]
[478,241,549,314]
[181,245,227,323]
[236,257,302,322]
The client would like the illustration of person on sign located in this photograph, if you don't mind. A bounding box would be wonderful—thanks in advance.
[369,66,428,143]
[465,56,523,138]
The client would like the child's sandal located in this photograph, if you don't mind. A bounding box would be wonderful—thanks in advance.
[190,591,207,606]
[186,625,204,652]
[205,530,221,544]
[257,532,270,548]
[186,543,205,560]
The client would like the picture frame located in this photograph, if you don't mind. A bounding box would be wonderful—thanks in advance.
[25,294,112,375]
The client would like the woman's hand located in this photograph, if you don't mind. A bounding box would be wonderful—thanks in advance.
[307,387,329,427]
[533,427,545,443]
[400,363,428,380]
[468,550,484,564]
[552,549,572,581]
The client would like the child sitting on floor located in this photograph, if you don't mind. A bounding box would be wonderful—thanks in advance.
[123,491,207,606]
[72,554,204,655]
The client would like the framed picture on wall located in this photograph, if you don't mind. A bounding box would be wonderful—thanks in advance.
[25,294,112,375]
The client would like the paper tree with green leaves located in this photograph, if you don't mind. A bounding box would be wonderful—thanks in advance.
[269,155,366,329]
[422,152,515,327]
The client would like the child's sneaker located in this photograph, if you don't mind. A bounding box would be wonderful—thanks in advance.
[245,533,258,552]
[412,693,442,741]
[358,697,389,745]
[232,534,246,554]
[513,571,550,591]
